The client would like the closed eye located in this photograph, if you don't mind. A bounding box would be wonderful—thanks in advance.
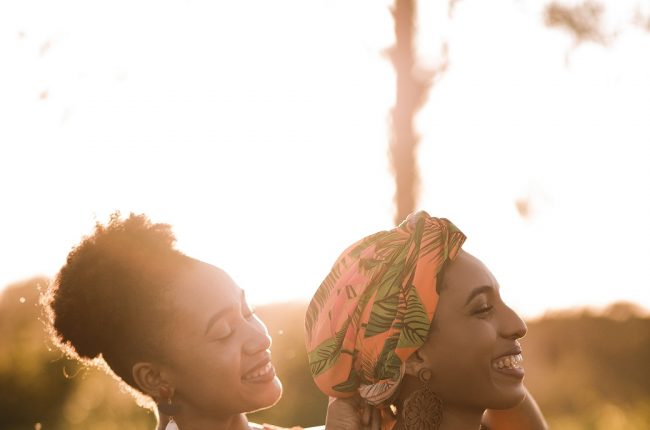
[473,305,493,316]
[211,326,234,341]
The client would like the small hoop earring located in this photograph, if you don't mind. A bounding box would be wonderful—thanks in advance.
[402,368,443,430]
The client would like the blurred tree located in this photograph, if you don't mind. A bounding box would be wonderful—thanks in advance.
[0,279,152,430]
[633,4,650,31]
[388,0,450,225]
[522,304,650,429]
[389,0,429,225]
[544,0,607,45]
[0,278,71,429]
[544,0,609,65]
[543,0,650,64]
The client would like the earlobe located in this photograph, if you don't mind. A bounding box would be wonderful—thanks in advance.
[405,349,427,377]
[132,362,167,398]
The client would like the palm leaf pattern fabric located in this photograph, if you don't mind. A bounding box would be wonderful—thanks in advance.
[304,211,466,412]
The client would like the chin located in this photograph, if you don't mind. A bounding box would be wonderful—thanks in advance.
[489,383,527,410]
[248,377,283,413]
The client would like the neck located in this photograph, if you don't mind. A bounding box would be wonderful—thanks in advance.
[394,376,484,430]
[431,408,483,430]
[157,412,249,430]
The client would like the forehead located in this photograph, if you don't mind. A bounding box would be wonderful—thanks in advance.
[442,250,497,295]
[170,260,241,311]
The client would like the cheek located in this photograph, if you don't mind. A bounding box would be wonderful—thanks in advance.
[434,344,486,380]
[429,349,495,409]
[175,341,249,412]
[428,327,495,390]
[170,337,243,392]
[196,342,242,381]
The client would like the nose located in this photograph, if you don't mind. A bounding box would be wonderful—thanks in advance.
[500,304,527,340]
[242,317,272,355]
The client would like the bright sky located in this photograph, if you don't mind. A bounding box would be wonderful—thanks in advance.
[1,0,649,319]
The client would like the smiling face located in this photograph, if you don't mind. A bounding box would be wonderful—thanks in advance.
[158,261,282,420]
[414,250,527,411]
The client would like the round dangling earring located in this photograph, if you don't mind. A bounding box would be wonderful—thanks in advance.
[402,368,443,430]
[158,387,181,430]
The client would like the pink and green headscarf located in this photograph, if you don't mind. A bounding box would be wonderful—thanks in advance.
[304,211,466,413]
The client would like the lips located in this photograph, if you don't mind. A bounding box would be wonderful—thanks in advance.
[493,353,523,370]
[492,348,524,379]
[242,357,276,383]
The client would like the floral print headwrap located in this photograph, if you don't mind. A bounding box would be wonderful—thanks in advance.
[304,211,466,418]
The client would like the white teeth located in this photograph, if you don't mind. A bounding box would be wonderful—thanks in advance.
[245,362,273,379]
[493,354,523,370]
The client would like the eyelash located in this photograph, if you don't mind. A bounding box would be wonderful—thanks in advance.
[473,305,493,316]
[218,329,233,340]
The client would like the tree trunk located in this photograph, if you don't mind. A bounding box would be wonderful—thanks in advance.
[389,0,430,225]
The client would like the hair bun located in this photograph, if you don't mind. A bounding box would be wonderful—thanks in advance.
[47,212,179,362]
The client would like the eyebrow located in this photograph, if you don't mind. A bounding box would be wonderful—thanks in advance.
[464,285,495,306]
[204,289,245,335]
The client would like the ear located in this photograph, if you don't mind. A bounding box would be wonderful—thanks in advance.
[132,361,170,399]
[405,349,427,377]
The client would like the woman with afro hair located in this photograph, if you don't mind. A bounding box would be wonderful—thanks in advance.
[45,212,283,430]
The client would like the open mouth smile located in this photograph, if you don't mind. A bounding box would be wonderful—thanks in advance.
[492,353,524,379]
[242,360,276,383]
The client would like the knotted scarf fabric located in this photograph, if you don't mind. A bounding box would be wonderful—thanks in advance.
[304,211,466,428]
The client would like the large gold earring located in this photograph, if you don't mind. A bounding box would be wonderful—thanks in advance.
[402,368,443,430]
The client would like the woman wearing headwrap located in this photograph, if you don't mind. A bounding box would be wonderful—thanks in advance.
[305,211,547,430]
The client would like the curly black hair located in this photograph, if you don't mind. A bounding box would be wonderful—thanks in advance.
[44,212,192,393]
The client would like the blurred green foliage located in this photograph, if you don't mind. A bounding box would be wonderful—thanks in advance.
[1,278,649,429]
[0,278,154,430]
